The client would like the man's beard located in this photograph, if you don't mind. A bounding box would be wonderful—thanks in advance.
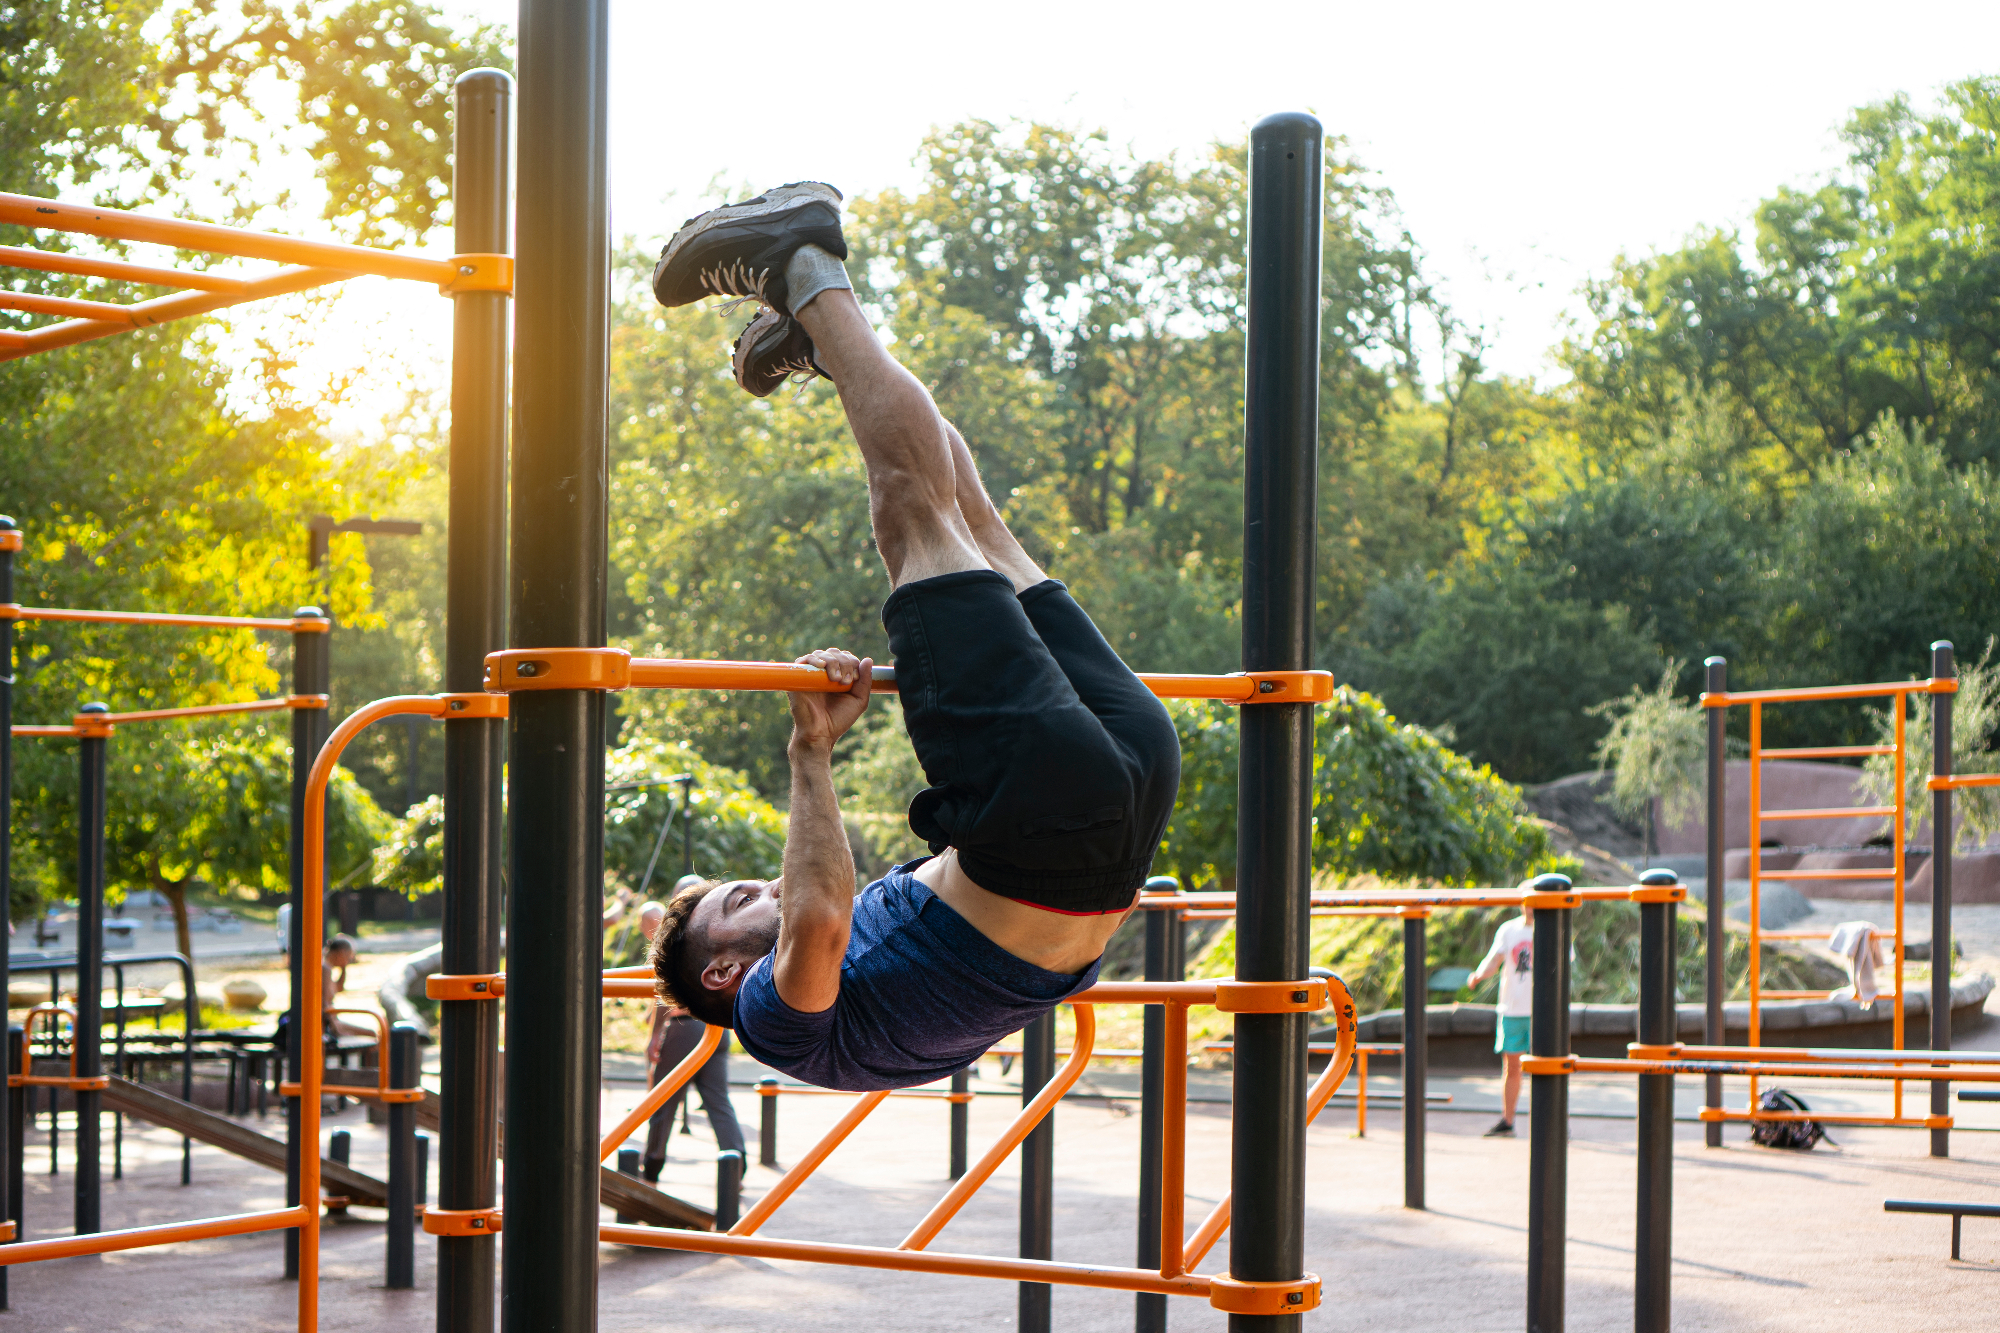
[743,915,781,960]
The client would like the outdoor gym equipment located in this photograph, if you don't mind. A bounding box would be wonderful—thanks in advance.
[0,66,514,1332]
[1701,646,1972,1154]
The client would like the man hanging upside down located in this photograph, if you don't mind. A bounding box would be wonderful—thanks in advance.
[647,182,1181,1092]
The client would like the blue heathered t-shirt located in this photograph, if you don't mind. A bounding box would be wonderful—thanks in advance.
[732,861,1101,1092]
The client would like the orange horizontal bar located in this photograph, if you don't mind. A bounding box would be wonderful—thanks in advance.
[0,1205,306,1265]
[1570,1058,1997,1081]
[1931,773,2000,791]
[1758,868,1898,881]
[0,243,249,292]
[11,725,79,737]
[1760,745,1896,759]
[1705,678,1950,706]
[600,1224,1213,1297]
[0,264,349,363]
[1758,806,1895,821]
[0,193,456,285]
[622,657,1327,705]
[0,289,145,322]
[1703,1108,1950,1128]
[760,1085,982,1098]
[1,604,328,632]
[1757,930,1897,941]
[1677,1043,2000,1065]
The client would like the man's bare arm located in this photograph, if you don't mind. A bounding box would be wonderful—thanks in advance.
[771,648,871,1013]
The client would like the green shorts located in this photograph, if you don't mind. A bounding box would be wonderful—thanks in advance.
[1495,1015,1532,1054]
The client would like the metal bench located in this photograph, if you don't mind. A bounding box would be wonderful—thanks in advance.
[1884,1199,2000,1260]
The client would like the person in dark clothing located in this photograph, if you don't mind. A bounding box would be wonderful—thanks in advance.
[648,183,1180,1092]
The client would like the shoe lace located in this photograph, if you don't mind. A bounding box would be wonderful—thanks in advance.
[700,259,772,308]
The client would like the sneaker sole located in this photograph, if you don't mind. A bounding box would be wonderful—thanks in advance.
[654,182,844,297]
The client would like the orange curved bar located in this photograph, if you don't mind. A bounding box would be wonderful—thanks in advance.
[328,1008,391,1098]
[0,243,250,293]
[731,1091,893,1237]
[1702,678,1950,707]
[598,1024,722,1161]
[0,192,458,286]
[899,1004,1099,1252]
[0,1206,309,1267]
[0,265,350,364]
[1183,976,1357,1272]
[302,695,447,1325]
[1,604,329,632]
[600,1223,1213,1297]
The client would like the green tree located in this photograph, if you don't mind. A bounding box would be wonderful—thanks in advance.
[1589,662,1706,859]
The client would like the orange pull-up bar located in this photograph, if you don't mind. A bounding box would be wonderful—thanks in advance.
[0,603,331,633]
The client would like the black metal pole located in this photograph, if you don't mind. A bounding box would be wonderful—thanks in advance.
[715,1150,743,1231]
[1136,874,1181,1333]
[1019,1010,1055,1333]
[74,703,109,1236]
[1525,874,1572,1333]
[758,1078,778,1167]
[388,1022,419,1289]
[5,1027,20,1252]
[1634,868,1678,1333]
[284,608,329,1278]
[1930,640,1954,1160]
[949,1067,969,1181]
[1702,656,1726,1149]
[504,1,609,1326]
[440,65,513,1333]
[1231,110,1322,1333]
[0,517,15,1300]
[1402,911,1427,1211]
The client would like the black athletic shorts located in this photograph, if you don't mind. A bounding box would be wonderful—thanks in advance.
[882,570,1181,913]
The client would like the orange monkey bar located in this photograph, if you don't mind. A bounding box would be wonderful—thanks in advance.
[13,1004,108,1093]
[481,645,1336,706]
[0,604,330,633]
[0,192,512,362]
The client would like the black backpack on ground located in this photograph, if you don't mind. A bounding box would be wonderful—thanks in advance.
[1748,1088,1831,1150]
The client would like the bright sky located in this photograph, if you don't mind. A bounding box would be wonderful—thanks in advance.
[227,0,2000,439]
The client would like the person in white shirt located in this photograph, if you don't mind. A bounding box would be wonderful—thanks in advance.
[1469,904,1536,1138]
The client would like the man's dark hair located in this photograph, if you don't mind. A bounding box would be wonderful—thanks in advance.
[650,879,735,1028]
[325,934,357,956]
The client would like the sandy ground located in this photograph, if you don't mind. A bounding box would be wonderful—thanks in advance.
[8,1064,2000,1333]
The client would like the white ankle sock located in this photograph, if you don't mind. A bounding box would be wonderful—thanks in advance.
[785,244,851,315]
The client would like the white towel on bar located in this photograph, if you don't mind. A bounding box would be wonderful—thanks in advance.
[1827,920,1883,1007]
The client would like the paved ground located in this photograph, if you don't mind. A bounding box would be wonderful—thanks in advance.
[9,1064,2000,1332]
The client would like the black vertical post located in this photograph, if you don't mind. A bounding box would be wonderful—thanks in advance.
[1019,1011,1056,1333]
[440,65,513,1333]
[284,608,329,1278]
[1634,869,1678,1333]
[758,1079,778,1167]
[1402,911,1427,1210]
[1702,656,1726,1148]
[949,1067,970,1180]
[5,1027,20,1250]
[1232,111,1322,1333]
[1930,641,1954,1159]
[715,1150,742,1231]
[74,703,108,1236]
[0,517,15,1302]
[504,1,609,1326]
[1136,874,1183,1333]
[387,1022,419,1289]
[678,774,695,878]
[614,1149,638,1225]
[1526,874,1572,1333]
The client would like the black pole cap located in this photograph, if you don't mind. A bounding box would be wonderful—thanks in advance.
[79,702,109,714]
[292,605,325,619]
[1932,640,1956,675]
[0,515,15,529]
[1144,875,1181,892]
[1638,868,1679,887]
[1527,872,1573,893]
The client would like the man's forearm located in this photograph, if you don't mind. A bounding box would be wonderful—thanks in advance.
[781,740,856,925]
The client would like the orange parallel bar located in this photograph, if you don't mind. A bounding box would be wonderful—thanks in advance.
[1704,1109,1948,1128]
[90,697,315,726]
[1758,930,1897,941]
[1673,1044,2000,1064]
[1703,678,1951,706]
[1567,1058,2000,1080]
[0,264,350,363]
[1932,773,2000,790]
[0,1205,308,1266]
[600,978,655,1000]
[1,604,330,632]
[1758,805,1896,821]
[623,657,1323,705]
[12,725,79,737]
[0,192,457,285]
[598,1024,722,1162]
[1759,868,1898,881]
[899,1005,1099,1251]
[0,289,148,322]
[1762,745,1895,759]
[602,965,653,978]
[599,1224,1214,1298]
[0,242,251,292]
[1183,976,1357,1271]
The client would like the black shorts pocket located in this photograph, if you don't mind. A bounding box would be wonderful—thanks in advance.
[1018,805,1126,841]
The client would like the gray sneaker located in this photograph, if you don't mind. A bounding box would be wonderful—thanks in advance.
[731,307,825,398]
[1483,1119,1515,1138]
[652,181,846,314]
